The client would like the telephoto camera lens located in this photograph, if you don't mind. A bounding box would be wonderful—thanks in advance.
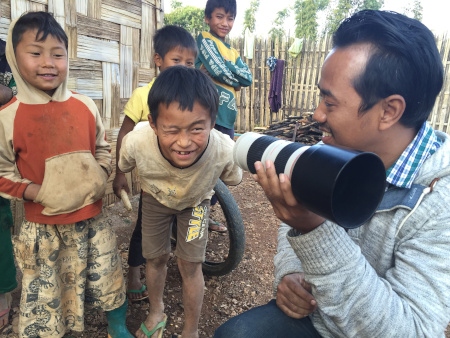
[233,132,386,229]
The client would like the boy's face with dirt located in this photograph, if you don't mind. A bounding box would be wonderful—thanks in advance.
[15,29,68,96]
[149,101,214,169]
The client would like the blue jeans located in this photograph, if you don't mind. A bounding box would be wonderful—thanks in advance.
[214,299,322,338]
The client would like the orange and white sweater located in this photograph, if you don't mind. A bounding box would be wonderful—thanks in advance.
[0,22,111,225]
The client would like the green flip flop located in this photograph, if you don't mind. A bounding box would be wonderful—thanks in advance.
[208,219,227,233]
[127,284,148,302]
[140,314,167,338]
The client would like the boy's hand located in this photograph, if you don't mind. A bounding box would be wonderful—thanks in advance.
[276,273,317,319]
[23,183,41,201]
[113,172,130,198]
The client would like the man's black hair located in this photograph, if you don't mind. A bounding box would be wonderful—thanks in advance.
[153,25,197,59]
[148,66,218,124]
[205,0,237,19]
[12,11,68,51]
[333,10,444,130]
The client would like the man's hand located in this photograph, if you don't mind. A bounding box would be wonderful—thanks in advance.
[253,160,324,233]
[276,273,317,319]
[113,172,130,198]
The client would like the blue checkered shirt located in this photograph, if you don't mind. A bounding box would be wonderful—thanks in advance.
[386,122,441,188]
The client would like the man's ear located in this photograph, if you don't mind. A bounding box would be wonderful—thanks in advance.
[379,94,406,131]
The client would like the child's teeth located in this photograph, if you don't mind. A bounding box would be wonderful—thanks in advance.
[323,131,331,137]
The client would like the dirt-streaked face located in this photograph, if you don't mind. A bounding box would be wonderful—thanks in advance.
[313,44,384,153]
[154,47,197,72]
[150,101,214,169]
[205,7,235,40]
[15,29,68,96]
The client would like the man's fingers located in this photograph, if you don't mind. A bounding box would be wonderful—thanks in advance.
[278,174,299,207]
[254,161,282,199]
[276,293,311,319]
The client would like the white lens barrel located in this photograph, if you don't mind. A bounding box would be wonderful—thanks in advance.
[284,145,310,179]
[233,132,263,171]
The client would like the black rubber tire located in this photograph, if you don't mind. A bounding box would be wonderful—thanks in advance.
[202,179,245,276]
[171,179,245,276]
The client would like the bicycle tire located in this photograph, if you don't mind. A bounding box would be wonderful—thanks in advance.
[202,179,245,276]
[171,179,245,276]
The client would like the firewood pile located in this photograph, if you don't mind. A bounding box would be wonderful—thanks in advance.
[255,113,322,145]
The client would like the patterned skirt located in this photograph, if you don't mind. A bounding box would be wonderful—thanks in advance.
[13,214,126,338]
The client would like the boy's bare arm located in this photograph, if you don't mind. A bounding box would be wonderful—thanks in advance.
[113,116,136,197]
[23,183,41,201]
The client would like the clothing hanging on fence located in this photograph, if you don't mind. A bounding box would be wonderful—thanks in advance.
[244,27,255,59]
[266,56,277,71]
[288,38,304,58]
[268,58,285,113]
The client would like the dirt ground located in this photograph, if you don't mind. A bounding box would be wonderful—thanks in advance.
[1,171,449,337]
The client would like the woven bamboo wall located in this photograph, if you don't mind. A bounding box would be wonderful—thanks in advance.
[2,0,163,227]
[231,34,450,134]
[1,0,164,129]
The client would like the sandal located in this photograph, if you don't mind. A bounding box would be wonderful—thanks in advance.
[140,314,167,338]
[208,219,227,233]
[127,284,148,302]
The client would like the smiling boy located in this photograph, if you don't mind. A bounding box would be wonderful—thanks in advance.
[118,66,242,338]
[112,25,198,303]
[0,12,132,338]
[196,0,252,139]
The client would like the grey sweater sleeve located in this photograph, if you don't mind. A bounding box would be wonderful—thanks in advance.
[272,222,304,295]
[287,218,450,338]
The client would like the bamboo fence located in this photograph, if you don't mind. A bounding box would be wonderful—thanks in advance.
[231,34,450,134]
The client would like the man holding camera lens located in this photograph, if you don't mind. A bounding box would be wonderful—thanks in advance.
[215,10,450,338]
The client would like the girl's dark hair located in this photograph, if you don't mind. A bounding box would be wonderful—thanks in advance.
[12,11,68,51]
[148,66,218,124]
[205,0,237,19]
[153,25,197,59]
[333,10,443,130]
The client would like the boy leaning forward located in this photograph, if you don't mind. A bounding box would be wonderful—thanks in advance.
[119,66,242,338]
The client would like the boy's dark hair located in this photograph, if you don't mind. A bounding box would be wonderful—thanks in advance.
[333,10,443,130]
[12,11,68,51]
[153,25,197,59]
[148,66,218,124]
[205,0,237,19]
